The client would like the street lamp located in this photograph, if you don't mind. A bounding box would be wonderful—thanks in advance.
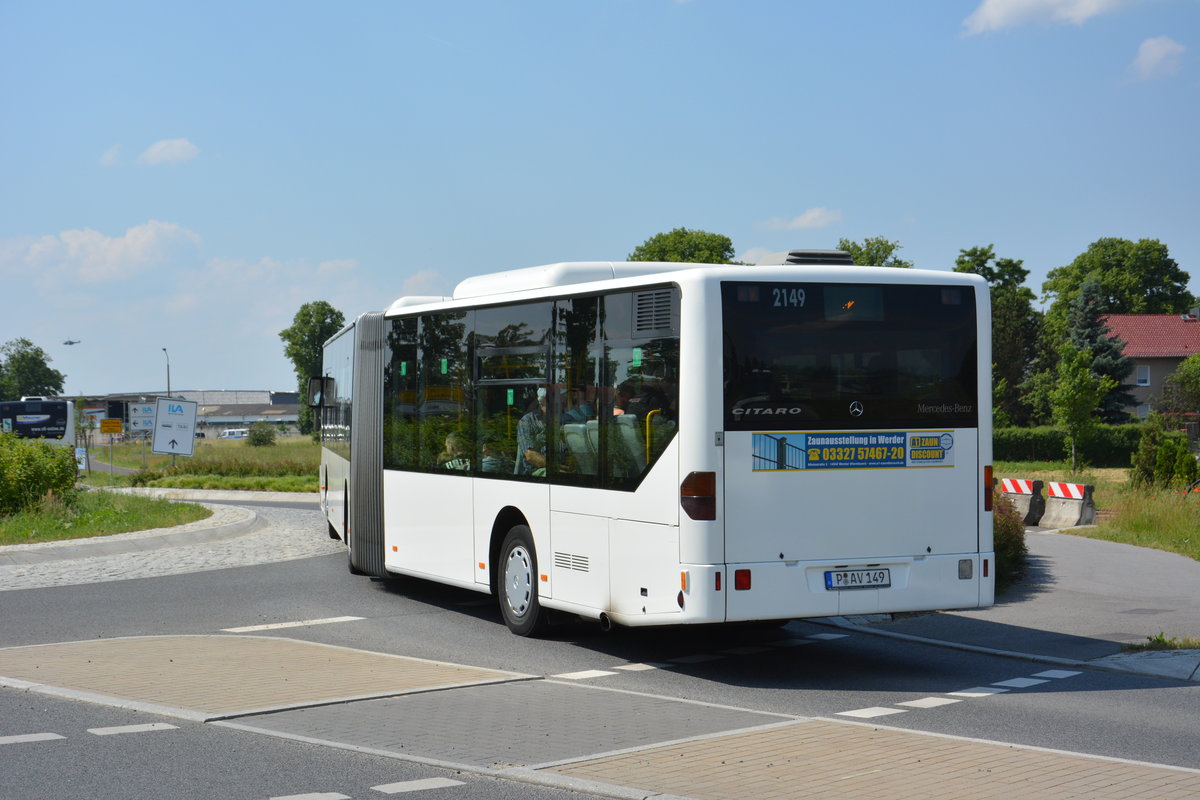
[162,347,174,467]
[162,348,171,398]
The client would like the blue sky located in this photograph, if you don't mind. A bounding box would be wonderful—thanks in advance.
[2,0,1197,396]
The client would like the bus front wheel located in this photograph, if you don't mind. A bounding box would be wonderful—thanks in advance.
[498,526,546,636]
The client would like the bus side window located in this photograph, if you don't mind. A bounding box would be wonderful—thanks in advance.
[552,295,601,487]
[418,311,471,472]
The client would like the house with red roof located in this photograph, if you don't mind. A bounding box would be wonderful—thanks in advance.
[1104,308,1200,417]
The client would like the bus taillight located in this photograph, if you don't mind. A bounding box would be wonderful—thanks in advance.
[681,471,716,520]
[984,465,993,512]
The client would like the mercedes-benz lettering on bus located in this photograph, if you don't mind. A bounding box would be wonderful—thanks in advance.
[0,398,75,447]
[312,251,994,635]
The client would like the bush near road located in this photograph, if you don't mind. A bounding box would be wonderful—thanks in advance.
[0,432,76,514]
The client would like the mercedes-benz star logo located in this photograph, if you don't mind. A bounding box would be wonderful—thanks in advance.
[849,401,864,417]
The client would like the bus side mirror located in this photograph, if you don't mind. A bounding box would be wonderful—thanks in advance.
[307,377,332,407]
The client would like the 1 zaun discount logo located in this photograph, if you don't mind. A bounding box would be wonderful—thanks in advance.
[909,433,953,464]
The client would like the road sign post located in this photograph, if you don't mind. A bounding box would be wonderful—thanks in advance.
[99,418,123,473]
[151,398,198,458]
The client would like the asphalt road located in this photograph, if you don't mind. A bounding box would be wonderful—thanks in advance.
[2,502,1198,799]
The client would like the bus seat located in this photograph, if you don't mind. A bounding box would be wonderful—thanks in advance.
[562,423,597,475]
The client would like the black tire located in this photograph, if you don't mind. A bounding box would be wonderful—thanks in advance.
[497,525,546,636]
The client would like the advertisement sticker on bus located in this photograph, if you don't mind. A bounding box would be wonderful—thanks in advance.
[751,430,955,471]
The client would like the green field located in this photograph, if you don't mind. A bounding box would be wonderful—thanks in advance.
[84,435,320,493]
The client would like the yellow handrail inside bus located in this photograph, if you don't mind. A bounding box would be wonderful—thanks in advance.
[645,408,660,463]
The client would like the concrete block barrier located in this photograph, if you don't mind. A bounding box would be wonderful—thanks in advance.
[1040,482,1096,528]
[999,478,1045,526]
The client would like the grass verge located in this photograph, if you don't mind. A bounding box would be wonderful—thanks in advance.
[145,475,317,492]
[0,490,211,546]
[1124,632,1200,652]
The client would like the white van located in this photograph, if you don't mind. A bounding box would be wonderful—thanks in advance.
[219,428,249,439]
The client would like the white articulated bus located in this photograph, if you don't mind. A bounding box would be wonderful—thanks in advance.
[312,250,994,635]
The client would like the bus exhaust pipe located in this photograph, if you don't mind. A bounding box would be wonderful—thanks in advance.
[599,613,614,633]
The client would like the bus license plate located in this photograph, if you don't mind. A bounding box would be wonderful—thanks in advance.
[825,569,891,590]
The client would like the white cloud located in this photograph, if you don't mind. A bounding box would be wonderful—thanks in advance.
[2,220,202,287]
[100,145,121,167]
[401,269,449,298]
[963,0,1138,35]
[137,138,200,166]
[759,207,844,231]
[1132,36,1185,79]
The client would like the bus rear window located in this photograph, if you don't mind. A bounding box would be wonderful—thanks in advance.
[722,282,978,431]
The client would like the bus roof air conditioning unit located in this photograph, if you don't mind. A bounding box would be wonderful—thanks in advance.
[785,250,854,265]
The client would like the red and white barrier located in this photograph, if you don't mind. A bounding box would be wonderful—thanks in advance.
[1047,482,1087,500]
[998,478,1045,525]
[1040,482,1095,528]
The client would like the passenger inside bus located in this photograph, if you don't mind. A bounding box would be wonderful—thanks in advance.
[517,387,548,476]
[480,440,512,474]
[438,431,470,471]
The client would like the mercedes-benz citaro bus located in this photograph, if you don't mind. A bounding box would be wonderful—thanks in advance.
[311,250,994,635]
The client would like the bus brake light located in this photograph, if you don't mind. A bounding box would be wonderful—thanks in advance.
[734,569,751,590]
[984,465,993,512]
[681,471,717,520]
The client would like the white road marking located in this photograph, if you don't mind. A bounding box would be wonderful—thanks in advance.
[552,669,617,680]
[808,633,849,640]
[615,663,667,671]
[0,733,65,745]
[993,677,1049,689]
[896,697,962,709]
[837,706,907,719]
[373,778,466,793]
[222,616,364,633]
[88,723,178,736]
[949,686,1010,697]
[1034,669,1082,679]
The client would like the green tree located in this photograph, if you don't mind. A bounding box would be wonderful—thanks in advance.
[836,236,913,268]
[1065,277,1135,423]
[0,338,66,400]
[1160,353,1200,422]
[1050,343,1117,472]
[1130,413,1166,487]
[279,301,345,435]
[628,228,736,264]
[955,245,1042,425]
[1042,238,1191,334]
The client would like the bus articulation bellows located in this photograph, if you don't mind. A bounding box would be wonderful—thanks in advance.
[311,251,994,635]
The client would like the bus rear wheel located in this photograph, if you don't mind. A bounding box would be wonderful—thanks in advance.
[498,526,546,636]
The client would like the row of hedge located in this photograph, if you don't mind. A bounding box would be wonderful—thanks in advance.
[993,424,1146,467]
